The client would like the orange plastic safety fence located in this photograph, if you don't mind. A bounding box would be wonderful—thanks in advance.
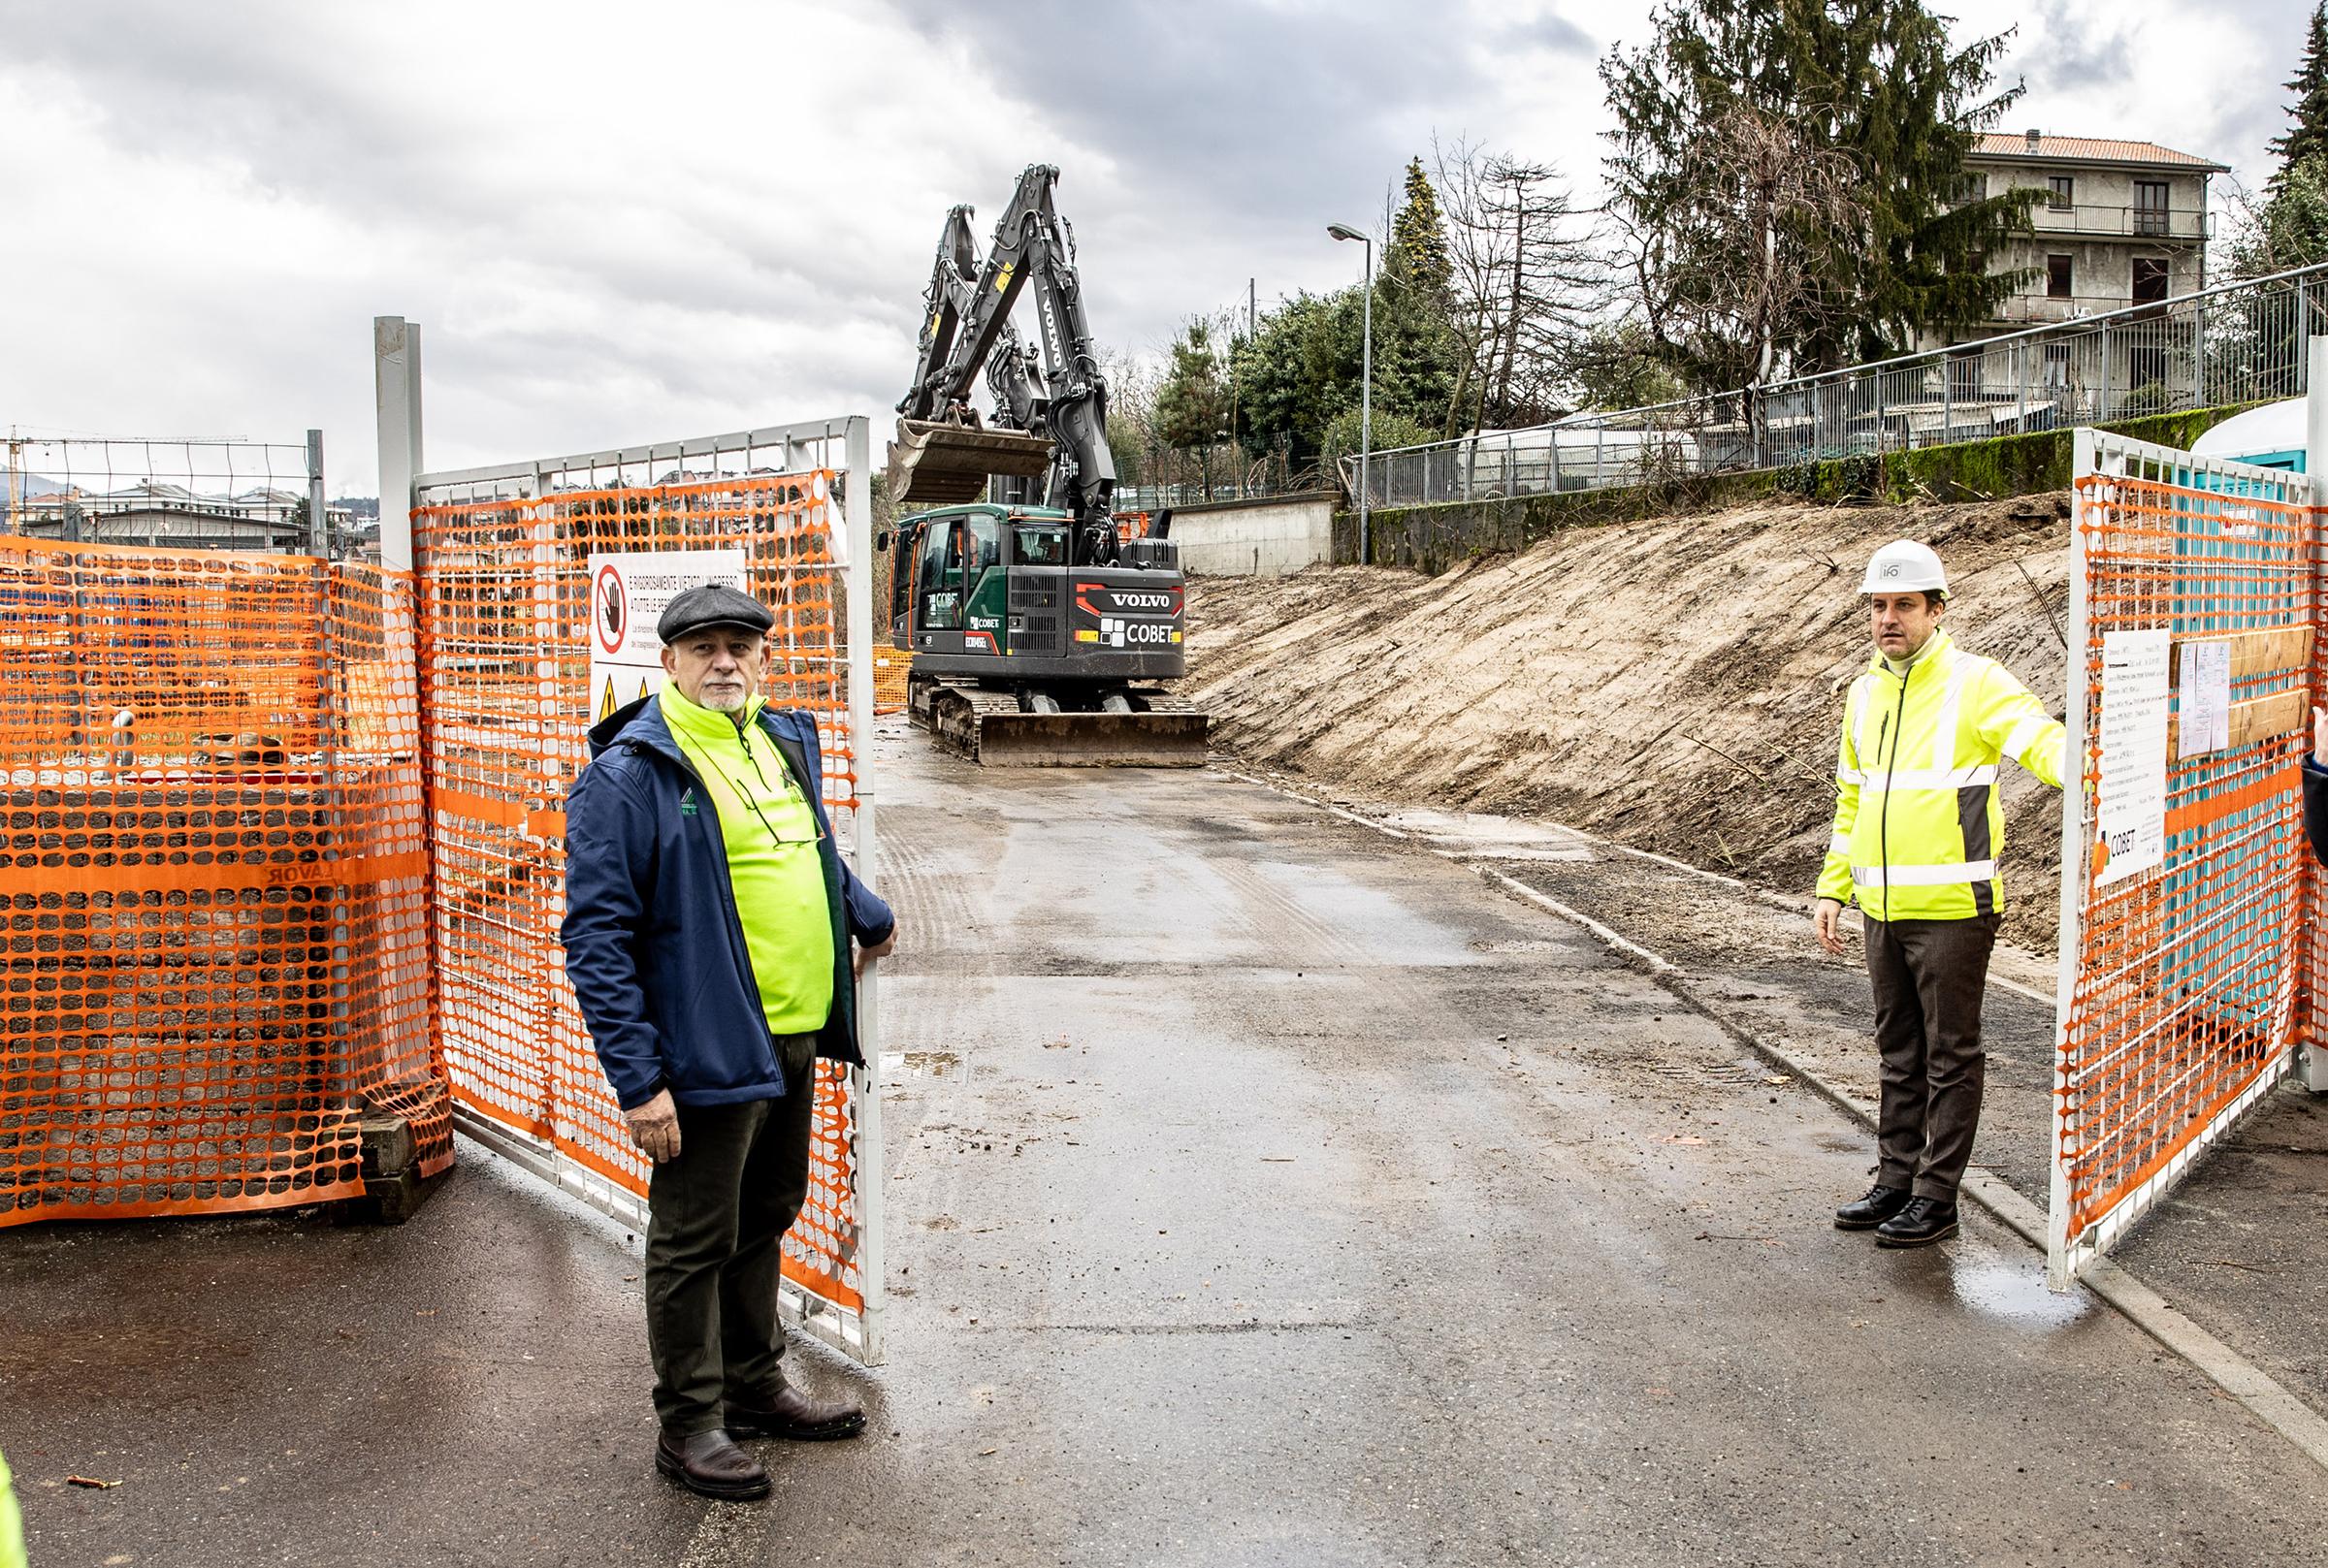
[2057,473,2311,1247]
[413,472,867,1313]
[0,538,448,1225]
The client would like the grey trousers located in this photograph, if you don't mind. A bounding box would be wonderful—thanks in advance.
[1863,914,1999,1202]
[643,1033,819,1436]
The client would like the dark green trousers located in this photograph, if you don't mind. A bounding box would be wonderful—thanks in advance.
[643,1033,819,1436]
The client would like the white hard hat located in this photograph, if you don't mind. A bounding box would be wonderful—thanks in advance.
[1861,539,1948,598]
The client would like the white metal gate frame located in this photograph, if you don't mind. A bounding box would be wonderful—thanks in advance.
[2050,420,2318,1289]
[375,320,886,1361]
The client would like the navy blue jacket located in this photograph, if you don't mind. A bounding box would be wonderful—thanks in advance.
[563,694,895,1110]
[2306,755,2328,868]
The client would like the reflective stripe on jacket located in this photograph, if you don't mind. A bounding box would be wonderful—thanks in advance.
[1817,630,2066,921]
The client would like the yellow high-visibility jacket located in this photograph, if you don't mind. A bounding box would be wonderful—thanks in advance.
[0,1445,23,1568]
[1819,630,2066,922]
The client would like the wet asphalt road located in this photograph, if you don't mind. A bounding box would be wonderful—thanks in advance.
[6,725,2327,1566]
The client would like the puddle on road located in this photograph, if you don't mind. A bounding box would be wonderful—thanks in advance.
[882,1050,961,1077]
[1377,807,1596,861]
[1942,1259,2090,1331]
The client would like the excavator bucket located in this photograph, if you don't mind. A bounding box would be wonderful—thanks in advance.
[963,709,1212,768]
[914,683,1211,767]
[889,419,1054,505]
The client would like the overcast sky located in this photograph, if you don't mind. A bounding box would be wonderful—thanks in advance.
[2,0,2311,492]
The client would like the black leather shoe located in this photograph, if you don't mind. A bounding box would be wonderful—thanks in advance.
[726,1384,866,1442]
[1875,1196,1959,1249]
[1834,1184,1913,1230]
[656,1428,771,1500]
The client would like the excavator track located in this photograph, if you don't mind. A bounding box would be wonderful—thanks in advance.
[909,679,1210,768]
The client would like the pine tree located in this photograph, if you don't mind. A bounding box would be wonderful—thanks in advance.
[1602,0,2031,381]
[2270,3,2328,191]
[1384,157,1454,300]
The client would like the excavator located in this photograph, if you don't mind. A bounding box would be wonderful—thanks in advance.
[883,164,1210,767]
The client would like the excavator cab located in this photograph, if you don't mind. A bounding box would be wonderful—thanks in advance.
[884,503,1206,767]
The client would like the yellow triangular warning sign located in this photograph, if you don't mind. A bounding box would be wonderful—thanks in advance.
[634,677,652,704]
[598,676,619,721]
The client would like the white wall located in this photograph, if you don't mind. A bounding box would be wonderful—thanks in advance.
[1171,495,1334,576]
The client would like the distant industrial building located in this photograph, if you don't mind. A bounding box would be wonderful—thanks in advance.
[2,478,357,552]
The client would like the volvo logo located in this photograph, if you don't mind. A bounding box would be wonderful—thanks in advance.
[1113,592,1174,611]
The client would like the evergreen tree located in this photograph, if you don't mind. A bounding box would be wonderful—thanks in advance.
[1602,0,2031,381]
[1384,157,1454,300]
[1153,321,1231,453]
[2271,3,2328,190]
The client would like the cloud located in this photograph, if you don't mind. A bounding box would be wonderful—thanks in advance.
[10,0,2291,495]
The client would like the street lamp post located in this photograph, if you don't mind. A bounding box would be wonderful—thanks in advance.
[1327,222,1373,564]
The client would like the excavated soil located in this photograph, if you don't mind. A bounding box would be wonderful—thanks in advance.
[1183,494,2075,952]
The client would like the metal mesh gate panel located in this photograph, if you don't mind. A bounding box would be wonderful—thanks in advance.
[0,538,447,1224]
[2051,432,2312,1285]
[410,423,881,1359]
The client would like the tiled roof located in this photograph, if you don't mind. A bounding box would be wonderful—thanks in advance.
[1971,133,2227,171]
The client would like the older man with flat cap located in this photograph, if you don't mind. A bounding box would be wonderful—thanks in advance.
[564,582,897,1500]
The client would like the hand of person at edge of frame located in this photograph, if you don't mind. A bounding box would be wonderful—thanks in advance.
[2314,705,2328,767]
[625,1088,682,1164]
[1812,898,1848,959]
[855,928,898,979]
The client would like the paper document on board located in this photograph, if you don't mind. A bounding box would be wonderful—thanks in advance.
[2096,629,2170,885]
[2176,641,2231,759]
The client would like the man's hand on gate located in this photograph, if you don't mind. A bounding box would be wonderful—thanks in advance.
[855,927,897,979]
[625,1088,681,1164]
[1813,898,1848,958]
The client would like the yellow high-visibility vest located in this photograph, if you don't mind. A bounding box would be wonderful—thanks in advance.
[1819,630,2066,922]
[0,1445,24,1568]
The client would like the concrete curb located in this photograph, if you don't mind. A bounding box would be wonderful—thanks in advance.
[1219,767,2328,1475]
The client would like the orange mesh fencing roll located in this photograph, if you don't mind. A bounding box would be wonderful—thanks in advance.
[0,538,449,1225]
[413,471,869,1316]
[2055,466,2312,1259]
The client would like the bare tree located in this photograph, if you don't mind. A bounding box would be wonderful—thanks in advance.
[1615,103,1860,450]
[1433,137,1600,434]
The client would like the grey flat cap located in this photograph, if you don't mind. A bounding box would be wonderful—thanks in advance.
[659,583,774,642]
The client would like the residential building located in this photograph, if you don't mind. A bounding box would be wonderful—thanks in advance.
[1922,130,2228,349]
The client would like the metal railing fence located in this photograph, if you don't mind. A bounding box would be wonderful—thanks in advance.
[1,431,340,555]
[1350,263,2328,509]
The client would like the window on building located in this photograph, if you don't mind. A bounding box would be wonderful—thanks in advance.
[2132,257,2171,304]
[2047,254,2074,299]
[2134,180,2169,237]
[2049,175,2074,210]
[1956,172,1988,205]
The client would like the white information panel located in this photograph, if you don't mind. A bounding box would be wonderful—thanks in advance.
[587,548,749,720]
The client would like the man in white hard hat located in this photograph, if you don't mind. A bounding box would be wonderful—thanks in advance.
[1812,539,2066,1247]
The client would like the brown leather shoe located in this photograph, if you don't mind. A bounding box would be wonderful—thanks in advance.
[726,1384,866,1442]
[656,1428,772,1500]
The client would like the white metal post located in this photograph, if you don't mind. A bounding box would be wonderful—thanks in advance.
[306,429,327,559]
[842,414,888,1363]
[2049,427,2099,1290]
[2301,338,2328,1092]
[374,316,424,571]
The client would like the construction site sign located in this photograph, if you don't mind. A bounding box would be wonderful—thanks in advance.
[587,548,748,721]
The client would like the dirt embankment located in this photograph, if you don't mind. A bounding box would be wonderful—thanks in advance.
[1182,495,2074,952]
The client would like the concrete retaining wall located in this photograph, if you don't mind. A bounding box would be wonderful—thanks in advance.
[1169,493,1335,576]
